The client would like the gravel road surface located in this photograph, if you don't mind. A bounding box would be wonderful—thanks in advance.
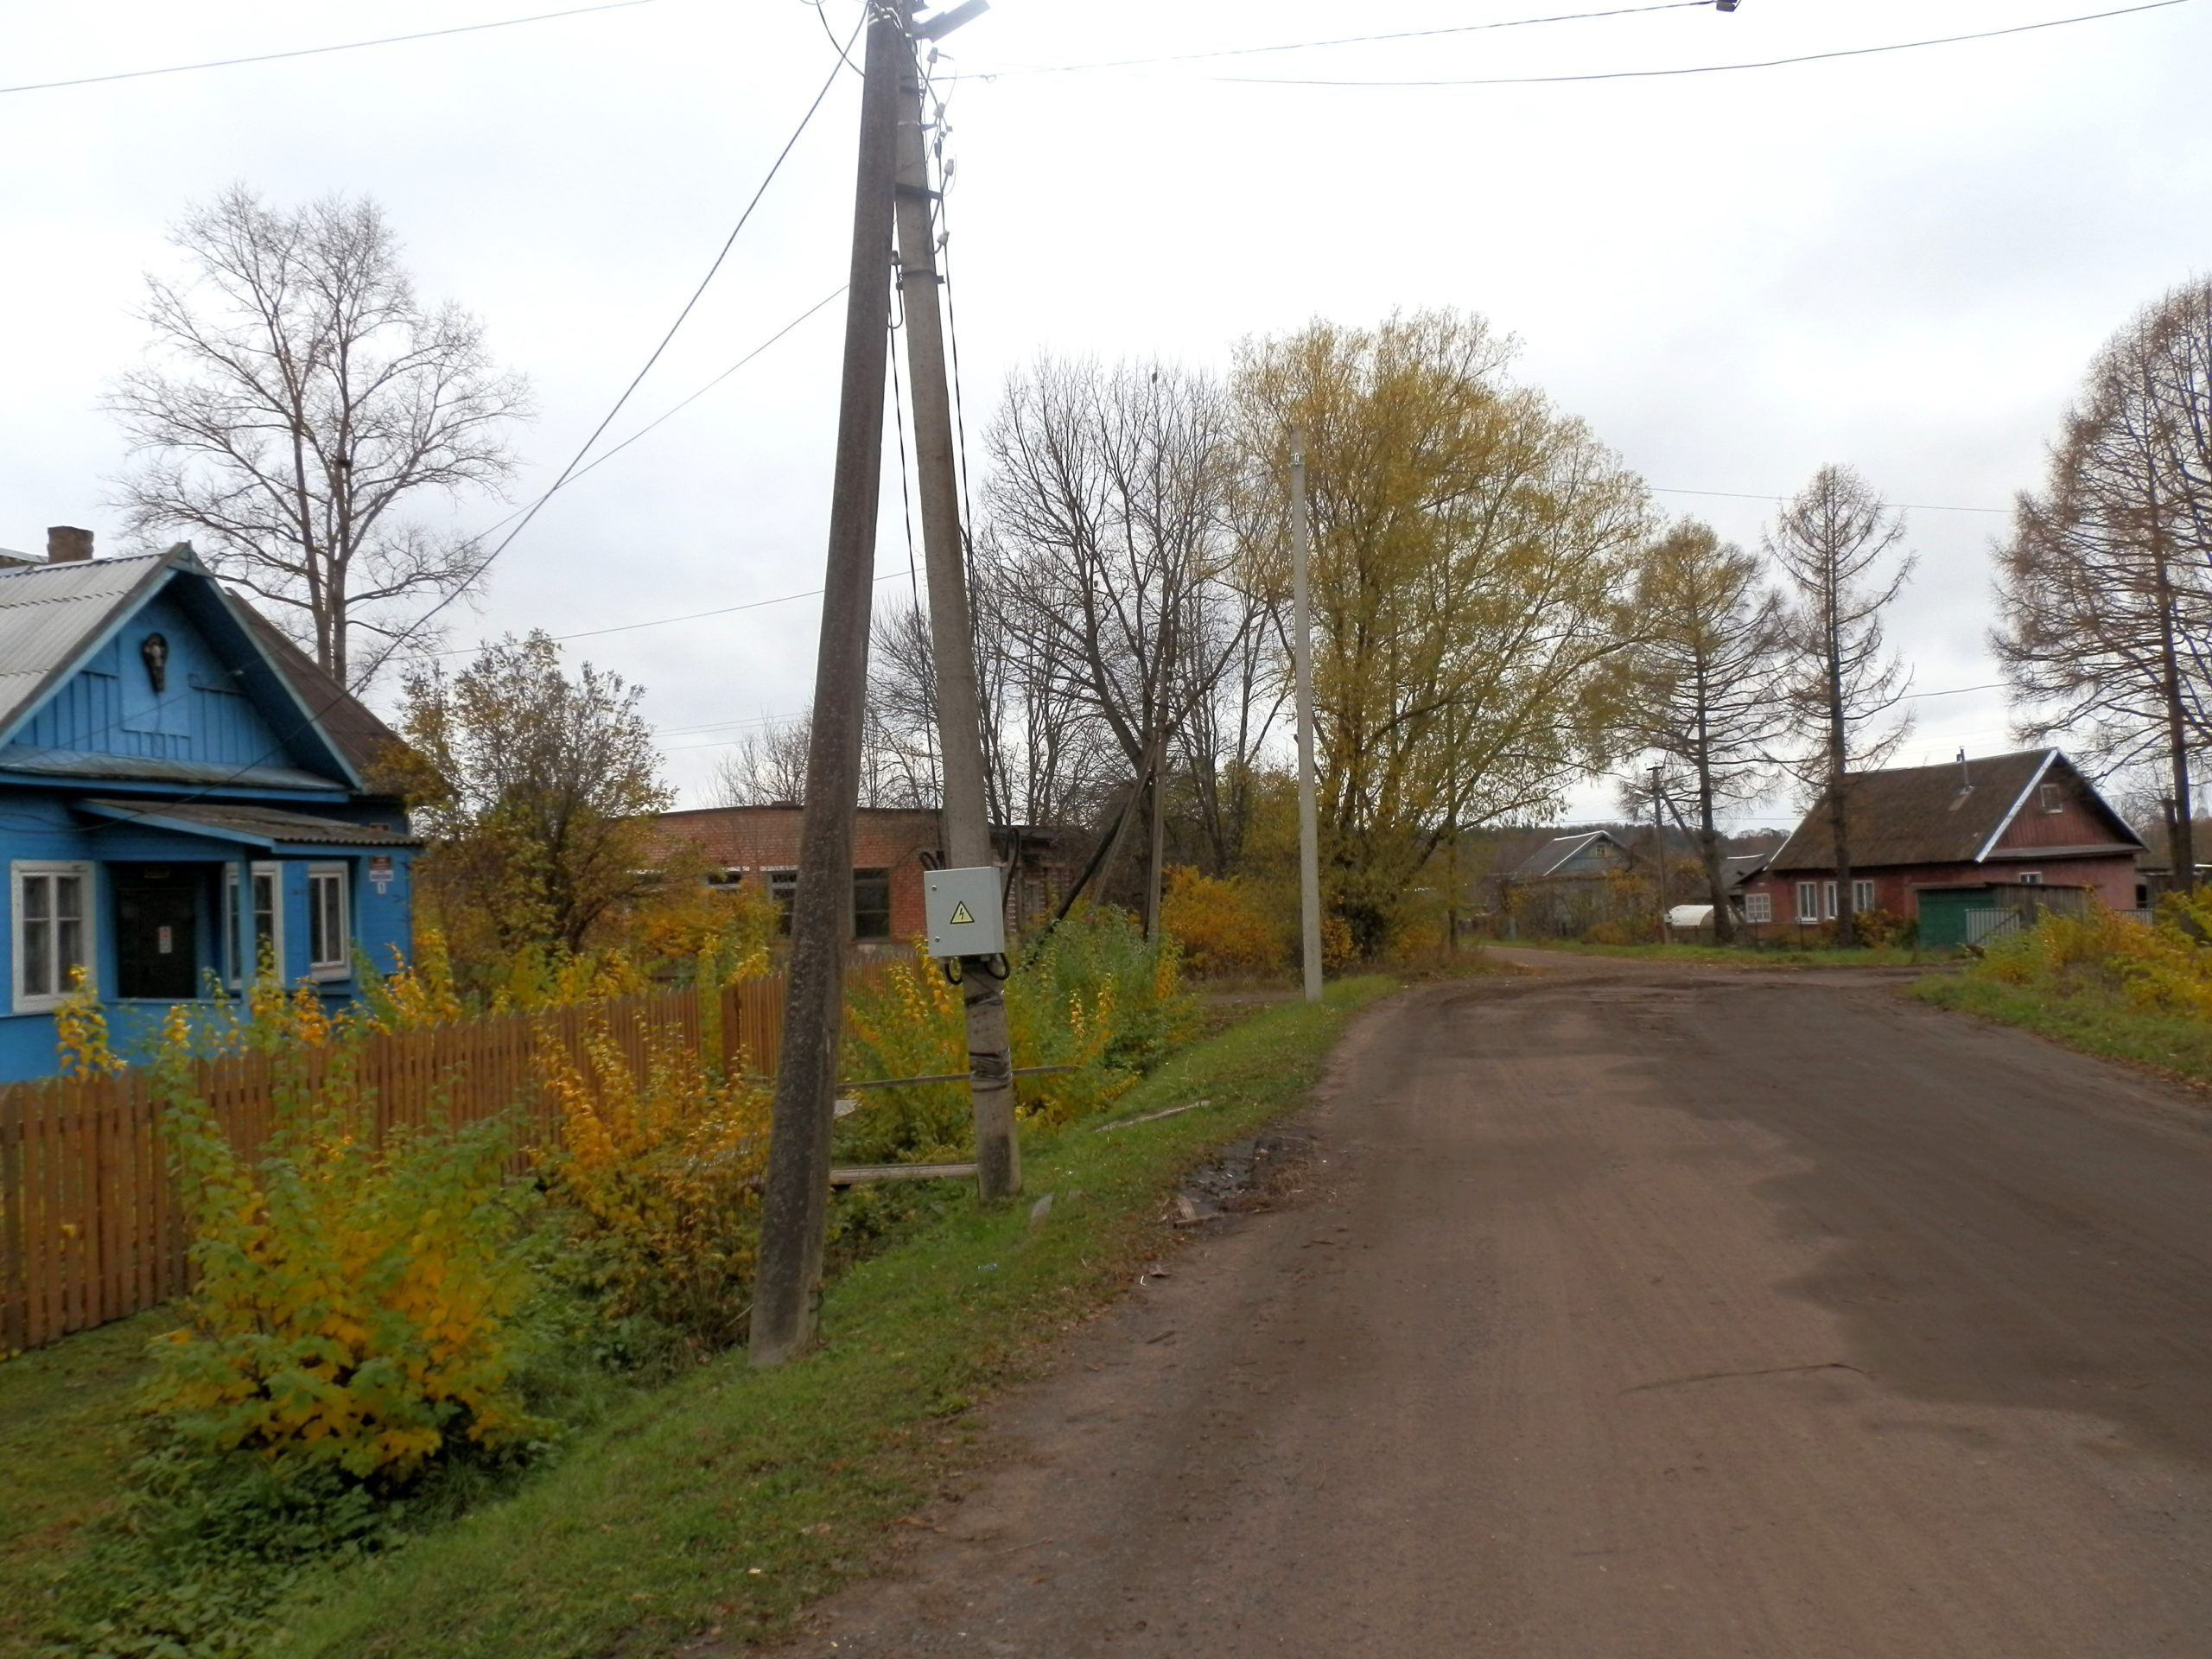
[791,956,2212,1656]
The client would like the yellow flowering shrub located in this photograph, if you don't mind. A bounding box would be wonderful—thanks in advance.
[1980,898,2212,1017]
[536,1020,772,1350]
[1160,866,1286,977]
[146,1008,537,1485]
[54,966,124,1078]
[840,906,1196,1154]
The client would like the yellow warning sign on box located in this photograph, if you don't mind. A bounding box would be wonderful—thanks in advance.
[925,867,1006,957]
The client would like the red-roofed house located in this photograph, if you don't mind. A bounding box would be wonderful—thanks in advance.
[1739,749,2142,941]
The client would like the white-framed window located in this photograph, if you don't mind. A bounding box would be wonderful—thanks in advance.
[1796,880,1820,923]
[1745,891,1773,924]
[307,863,350,978]
[1853,879,1877,914]
[12,861,93,1013]
[2018,871,2044,887]
[223,861,283,987]
[767,868,798,935]
[2040,783,2063,814]
[1822,880,1840,919]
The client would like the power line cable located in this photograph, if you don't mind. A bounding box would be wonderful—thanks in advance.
[351,4,862,690]
[0,0,662,97]
[77,6,862,831]
[1655,485,2009,514]
[1189,1,2194,87]
[977,0,1712,77]
[442,567,912,654]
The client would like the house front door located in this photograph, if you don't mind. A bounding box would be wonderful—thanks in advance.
[116,868,200,1001]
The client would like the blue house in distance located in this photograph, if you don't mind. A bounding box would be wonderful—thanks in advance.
[0,528,418,1081]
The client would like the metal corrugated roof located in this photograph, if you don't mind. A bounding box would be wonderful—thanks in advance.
[0,553,172,737]
[75,798,419,849]
[0,746,345,791]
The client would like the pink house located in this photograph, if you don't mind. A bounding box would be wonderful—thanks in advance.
[1739,749,2143,936]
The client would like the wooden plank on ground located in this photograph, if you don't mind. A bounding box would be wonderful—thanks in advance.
[830,1161,980,1186]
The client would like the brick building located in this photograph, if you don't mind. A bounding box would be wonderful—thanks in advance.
[651,804,1080,953]
[1739,749,2143,939]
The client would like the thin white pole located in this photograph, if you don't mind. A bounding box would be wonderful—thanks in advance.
[1292,428,1323,1003]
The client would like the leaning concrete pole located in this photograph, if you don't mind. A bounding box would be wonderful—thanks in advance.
[892,1,1019,1198]
[751,5,903,1370]
[1292,428,1324,1004]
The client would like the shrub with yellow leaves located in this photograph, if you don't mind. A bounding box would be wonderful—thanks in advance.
[146,1007,538,1486]
[1160,866,1286,978]
[1978,898,2212,1018]
[536,1019,772,1351]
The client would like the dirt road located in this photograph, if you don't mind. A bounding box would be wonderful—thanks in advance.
[793,957,2212,1656]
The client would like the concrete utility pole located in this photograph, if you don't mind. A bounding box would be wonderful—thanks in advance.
[1649,762,1669,939]
[892,0,1019,1200]
[1292,429,1323,1003]
[750,3,903,1370]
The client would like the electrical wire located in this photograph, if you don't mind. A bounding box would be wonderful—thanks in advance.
[1655,486,2009,514]
[441,567,912,655]
[976,0,1713,77]
[0,0,661,97]
[350,3,862,690]
[1195,1,2196,87]
[72,6,864,831]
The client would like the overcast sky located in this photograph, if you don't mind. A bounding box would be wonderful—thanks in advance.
[5,0,2209,828]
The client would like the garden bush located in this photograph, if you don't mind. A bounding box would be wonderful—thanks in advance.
[536,1018,773,1352]
[1160,865,1284,977]
[145,1008,540,1490]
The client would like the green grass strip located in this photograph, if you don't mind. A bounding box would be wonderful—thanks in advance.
[1907,973,2212,1089]
[267,976,1396,1658]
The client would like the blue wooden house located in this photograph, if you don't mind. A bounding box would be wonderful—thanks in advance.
[0,531,418,1080]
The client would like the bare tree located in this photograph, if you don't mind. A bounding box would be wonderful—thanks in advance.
[711,706,932,813]
[1623,520,1787,943]
[1767,466,1915,948]
[1995,279,2212,889]
[105,187,531,689]
[982,358,1262,930]
[714,718,813,807]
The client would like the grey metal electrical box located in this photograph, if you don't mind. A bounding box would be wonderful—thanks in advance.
[925,866,1007,957]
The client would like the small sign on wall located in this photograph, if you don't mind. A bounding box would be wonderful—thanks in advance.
[368,855,395,895]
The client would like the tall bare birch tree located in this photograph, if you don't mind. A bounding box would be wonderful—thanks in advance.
[1994,279,2212,888]
[1624,520,1787,942]
[1768,466,1913,948]
[106,187,531,689]
[1233,310,1648,954]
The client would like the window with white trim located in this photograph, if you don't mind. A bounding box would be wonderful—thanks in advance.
[307,864,350,977]
[224,862,283,987]
[1796,881,1820,923]
[13,861,92,1012]
[1745,891,1772,924]
[2040,783,2063,814]
[1822,880,1840,919]
[767,868,798,935]
[2018,871,2044,887]
[1852,879,1877,914]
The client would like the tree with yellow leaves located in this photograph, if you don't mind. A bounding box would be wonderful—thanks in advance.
[1232,310,1649,954]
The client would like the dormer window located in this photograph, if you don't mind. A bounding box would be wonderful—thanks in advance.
[2040,783,2063,814]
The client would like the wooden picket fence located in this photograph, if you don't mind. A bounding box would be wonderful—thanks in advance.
[0,977,784,1357]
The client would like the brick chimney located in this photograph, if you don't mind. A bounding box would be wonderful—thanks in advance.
[46,526,94,563]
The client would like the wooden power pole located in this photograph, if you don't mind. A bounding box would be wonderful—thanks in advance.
[750,3,904,1370]
[892,0,1019,1199]
[1292,429,1323,1003]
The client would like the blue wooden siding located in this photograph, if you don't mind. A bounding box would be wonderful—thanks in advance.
[0,574,416,1082]
[7,588,297,770]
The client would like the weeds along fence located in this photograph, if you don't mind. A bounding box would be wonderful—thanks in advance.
[0,978,785,1357]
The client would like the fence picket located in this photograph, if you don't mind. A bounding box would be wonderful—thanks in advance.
[0,976,788,1353]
